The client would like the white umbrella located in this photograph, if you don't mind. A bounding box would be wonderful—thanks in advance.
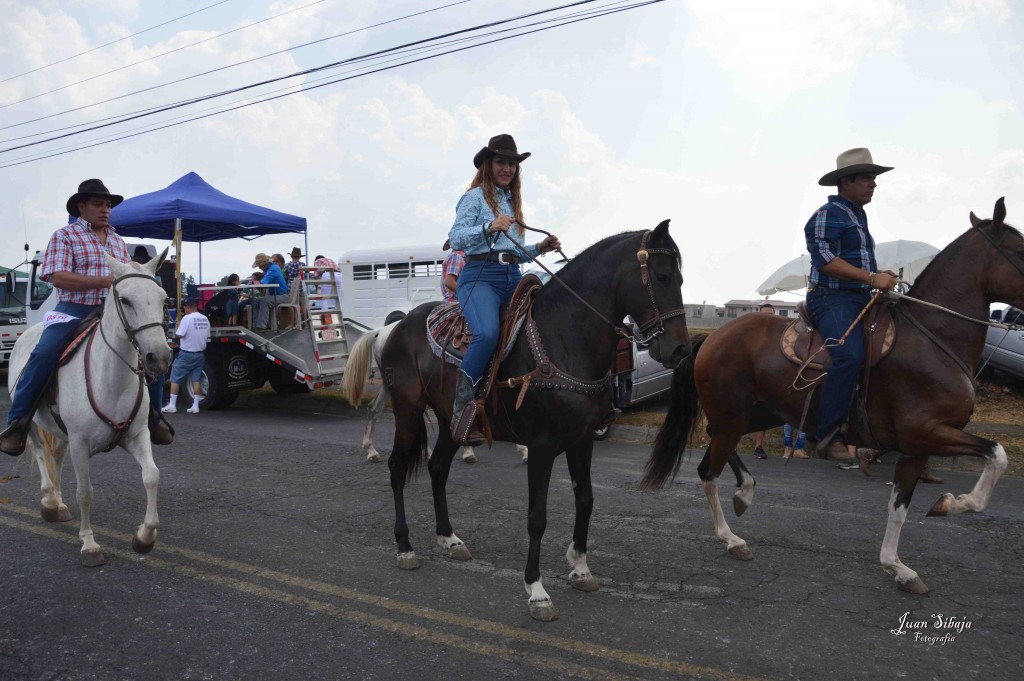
[756,240,939,296]
[874,240,939,284]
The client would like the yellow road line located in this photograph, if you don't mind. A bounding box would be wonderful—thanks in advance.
[1,504,764,681]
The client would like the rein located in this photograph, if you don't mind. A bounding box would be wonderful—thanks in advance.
[99,272,167,382]
[507,226,686,343]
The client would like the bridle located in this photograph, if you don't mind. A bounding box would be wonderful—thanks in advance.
[974,220,1024,280]
[98,272,167,379]
[511,227,687,344]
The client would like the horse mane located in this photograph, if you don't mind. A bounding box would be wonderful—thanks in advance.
[548,228,681,284]
[907,219,1020,296]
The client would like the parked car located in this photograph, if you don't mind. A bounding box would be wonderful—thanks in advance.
[523,261,675,428]
[981,306,1024,380]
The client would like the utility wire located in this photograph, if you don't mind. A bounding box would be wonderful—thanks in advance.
[0,0,474,135]
[3,0,330,109]
[1,0,608,153]
[0,0,664,168]
[1,0,231,84]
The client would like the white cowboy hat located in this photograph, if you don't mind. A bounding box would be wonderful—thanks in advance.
[818,148,893,186]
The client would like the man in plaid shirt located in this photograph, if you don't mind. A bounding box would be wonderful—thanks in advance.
[1,179,165,454]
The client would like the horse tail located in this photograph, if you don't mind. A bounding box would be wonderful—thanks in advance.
[341,329,378,405]
[639,334,708,491]
[38,427,62,480]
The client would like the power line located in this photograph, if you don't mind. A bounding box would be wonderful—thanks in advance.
[0,0,474,136]
[3,0,330,109]
[1,0,232,84]
[0,0,665,168]
[1,0,608,153]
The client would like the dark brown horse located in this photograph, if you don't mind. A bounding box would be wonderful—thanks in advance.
[348,221,690,621]
[641,198,1023,594]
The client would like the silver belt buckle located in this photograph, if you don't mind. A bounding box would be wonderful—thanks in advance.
[497,252,512,265]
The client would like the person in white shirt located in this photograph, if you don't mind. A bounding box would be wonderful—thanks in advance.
[162,299,211,414]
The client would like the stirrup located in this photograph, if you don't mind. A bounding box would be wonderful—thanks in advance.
[148,409,175,446]
[0,417,32,457]
[451,401,485,447]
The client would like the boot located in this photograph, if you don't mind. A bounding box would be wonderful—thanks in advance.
[148,408,175,445]
[0,416,33,456]
[451,370,485,447]
[818,438,857,462]
[793,448,809,459]
[783,446,793,459]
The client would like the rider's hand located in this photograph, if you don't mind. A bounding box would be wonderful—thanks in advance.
[489,215,515,233]
[100,274,115,288]
[870,270,898,291]
[538,235,561,254]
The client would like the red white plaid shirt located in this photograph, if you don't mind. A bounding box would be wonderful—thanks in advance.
[41,218,130,305]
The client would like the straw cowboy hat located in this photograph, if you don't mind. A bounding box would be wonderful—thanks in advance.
[473,133,531,169]
[818,148,893,186]
[67,178,123,217]
[290,247,304,258]
[251,253,271,268]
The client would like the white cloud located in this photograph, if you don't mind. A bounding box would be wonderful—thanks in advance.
[938,0,1011,31]
[630,43,657,69]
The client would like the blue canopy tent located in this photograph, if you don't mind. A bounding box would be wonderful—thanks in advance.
[110,172,307,312]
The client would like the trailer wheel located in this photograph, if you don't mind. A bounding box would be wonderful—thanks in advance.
[384,310,406,325]
[187,360,223,410]
[268,366,312,394]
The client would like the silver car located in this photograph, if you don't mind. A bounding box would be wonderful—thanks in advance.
[981,306,1024,379]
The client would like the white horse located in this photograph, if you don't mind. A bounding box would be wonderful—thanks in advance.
[341,321,528,464]
[7,251,173,566]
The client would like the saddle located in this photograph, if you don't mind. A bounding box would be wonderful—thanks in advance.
[780,300,896,372]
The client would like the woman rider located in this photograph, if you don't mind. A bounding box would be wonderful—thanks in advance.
[447,134,560,445]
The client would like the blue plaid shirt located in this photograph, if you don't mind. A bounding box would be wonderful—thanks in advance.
[448,186,540,260]
[804,195,878,290]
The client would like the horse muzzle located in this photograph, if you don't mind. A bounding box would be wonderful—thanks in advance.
[146,348,173,377]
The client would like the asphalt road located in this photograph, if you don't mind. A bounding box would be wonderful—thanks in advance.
[1,396,1022,681]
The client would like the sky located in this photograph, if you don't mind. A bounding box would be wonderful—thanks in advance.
[1,0,1022,306]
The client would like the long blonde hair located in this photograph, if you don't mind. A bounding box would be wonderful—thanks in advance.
[468,158,526,237]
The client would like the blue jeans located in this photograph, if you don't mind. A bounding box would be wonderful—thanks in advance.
[783,423,806,449]
[7,301,100,425]
[456,260,522,384]
[806,287,870,441]
[148,375,165,411]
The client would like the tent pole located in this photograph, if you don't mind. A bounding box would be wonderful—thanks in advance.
[174,218,182,325]
[199,242,203,284]
[305,233,309,262]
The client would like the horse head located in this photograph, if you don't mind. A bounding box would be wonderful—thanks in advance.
[105,248,173,377]
[969,197,1024,310]
[621,219,690,369]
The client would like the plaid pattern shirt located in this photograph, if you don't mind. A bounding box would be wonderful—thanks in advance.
[284,260,305,286]
[804,195,878,290]
[441,250,466,302]
[41,218,130,305]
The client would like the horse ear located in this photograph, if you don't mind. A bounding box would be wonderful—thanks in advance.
[993,197,1006,230]
[149,247,169,275]
[652,219,671,238]
[106,254,130,277]
[969,211,981,228]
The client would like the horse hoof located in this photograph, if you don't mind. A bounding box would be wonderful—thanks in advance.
[926,493,955,517]
[396,552,420,570]
[81,550,106,568]
[41,506,72,523]
[897,576,930,594]
[367,453,382,463]
[132,534,155,554]
[447,544,472,561]
[570,575,599,592]
[529,601,559,622]
[732,496,749,517]
[728,544,754,561]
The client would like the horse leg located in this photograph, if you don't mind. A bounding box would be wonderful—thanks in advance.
[68,437,104,567]
[524,446,558,621]
[123,433,160,554]
[926,437,1008,517]
[564,440,598,593]
[698,440,753,560]
[427,425,470,560]
[363,388,389,463]
[726,450,756,517]
[880,455,930,594]
[389,396,427,571]
[32,427,72,523]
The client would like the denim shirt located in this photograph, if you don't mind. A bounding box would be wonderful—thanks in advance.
[447,186,540,260]
[261,263,289,295]
[804,194,878,290]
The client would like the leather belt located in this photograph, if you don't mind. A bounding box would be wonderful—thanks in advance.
[466,252,521,265]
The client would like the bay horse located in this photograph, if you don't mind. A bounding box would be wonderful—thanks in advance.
[346,221,690,620]
[7,251,172,566]
[641,198,1023,594]
[341,322,528,464]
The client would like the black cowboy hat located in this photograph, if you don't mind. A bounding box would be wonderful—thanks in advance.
[67,179,124,217]
[473,133,531,169]
[290,247,304,258]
